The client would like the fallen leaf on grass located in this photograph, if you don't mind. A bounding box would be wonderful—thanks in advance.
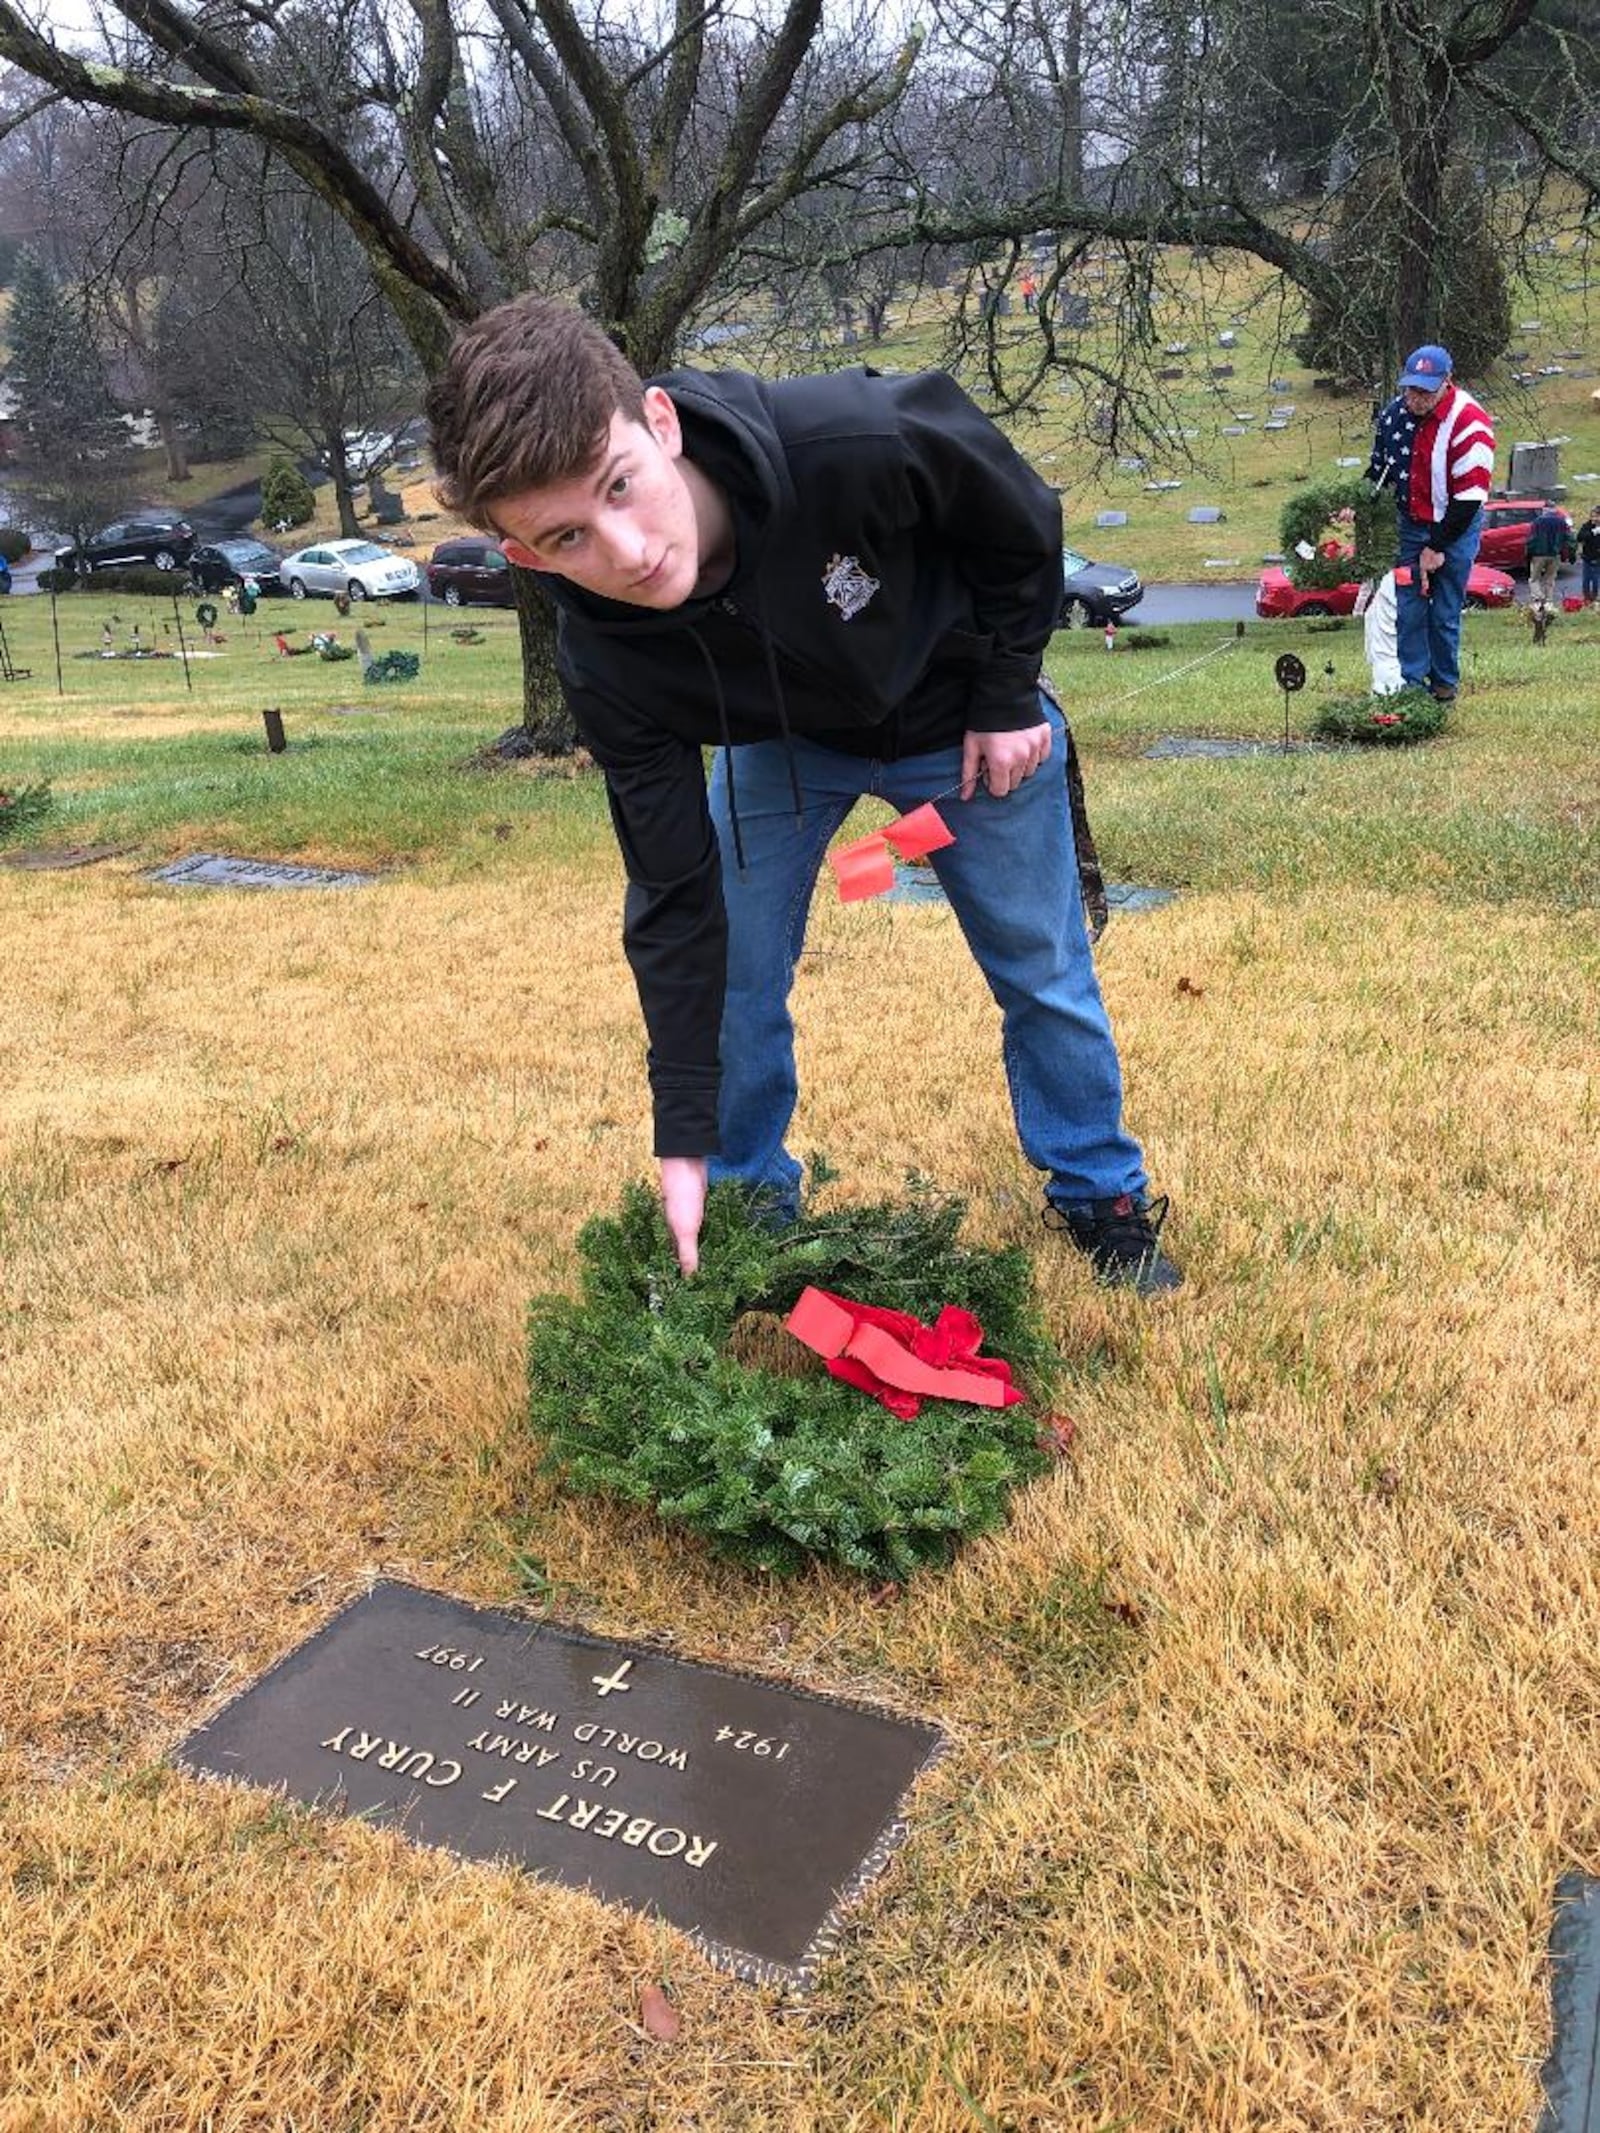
[639,1983,681,2041]
[1175,975,1205,998]
[1036,1411,1077,1456]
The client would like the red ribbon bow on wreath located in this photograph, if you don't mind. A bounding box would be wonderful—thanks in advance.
[785,1285,1024,1419]
[828,802,956,903]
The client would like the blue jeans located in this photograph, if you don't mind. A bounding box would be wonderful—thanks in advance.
[706,693,1148,1221]
[1583,561,1600,603]
[1396,510,1481,693]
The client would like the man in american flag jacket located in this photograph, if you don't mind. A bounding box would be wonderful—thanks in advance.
[1365,343,1496,703]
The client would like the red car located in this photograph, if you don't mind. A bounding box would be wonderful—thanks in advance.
[1476,497,1574,571]
[1255,559,1516,619]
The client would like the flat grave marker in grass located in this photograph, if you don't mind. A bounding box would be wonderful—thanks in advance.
[173,1580,943,1989]
[1104,882,1179,913]
[1539,1873,1600,2132]
[1144,736,1326,759]
[147,853,379,891]
[0,842,137,871]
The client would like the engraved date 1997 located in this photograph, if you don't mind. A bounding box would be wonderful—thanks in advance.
[415,1643,487,1672]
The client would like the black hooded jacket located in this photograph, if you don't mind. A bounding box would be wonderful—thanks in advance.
[546,364,1064,1156]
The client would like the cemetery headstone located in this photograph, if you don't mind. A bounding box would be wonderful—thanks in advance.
[1145,736,1323,759]
[1,842,136,872]
[1539,1872,1600,2131]
[1221,425,1247,436]
[1264,419,1289,432]
[1189,506,1226,523]
[1511,441,1561,493]
[1270,378,1291,392]
[1218,331,1237,348]
[1520,319,1543,332]
[1159,368,1186,381]
[173,1581,944,1988]
[1210,364,1235,379]
[1104,883,1179,914]
[1095,511,1129,529]
[148,854,379,891]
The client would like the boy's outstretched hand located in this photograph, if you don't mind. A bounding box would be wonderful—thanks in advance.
[960,721,1052,801]
[659,1154,708,1275]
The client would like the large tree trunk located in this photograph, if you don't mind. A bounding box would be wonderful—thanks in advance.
[156,402,190,484]
[512,570,574,753]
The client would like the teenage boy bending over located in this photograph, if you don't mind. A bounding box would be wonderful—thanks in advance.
[426,297,1181,1295]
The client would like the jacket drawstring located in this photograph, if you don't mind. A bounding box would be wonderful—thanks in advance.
[756,618,805,826]
[687,608,805,877]
[686,625,746,873]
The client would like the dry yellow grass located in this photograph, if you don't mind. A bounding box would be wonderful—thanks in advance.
[2,697,1598,2127]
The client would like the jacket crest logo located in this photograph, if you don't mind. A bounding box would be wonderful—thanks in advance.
[822,553,880,619]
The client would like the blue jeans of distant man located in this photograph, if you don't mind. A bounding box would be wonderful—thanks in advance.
[706,691,1149,1224]
[1583,558,1600,603]
[1396,508,1482,694]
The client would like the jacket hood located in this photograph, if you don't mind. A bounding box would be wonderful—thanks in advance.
[538,368,797,639]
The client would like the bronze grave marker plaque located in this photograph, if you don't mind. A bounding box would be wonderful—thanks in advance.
[173,1580,943,1986]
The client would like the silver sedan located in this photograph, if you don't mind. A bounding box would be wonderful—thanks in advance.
[279,538,421,602]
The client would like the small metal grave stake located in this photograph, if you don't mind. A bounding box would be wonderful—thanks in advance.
[170,595,193,693]
[1274,651,1306,755]
[49,586,64,696]
[262,709,288,753]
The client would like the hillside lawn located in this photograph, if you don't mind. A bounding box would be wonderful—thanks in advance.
[56,228,1599,599]
[0,583,1595,2128]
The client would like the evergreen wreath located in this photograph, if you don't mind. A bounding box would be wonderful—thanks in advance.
[528,1181,1061,1582]
[1280,478,1397,591]
[1313,686,1449,745]
[363,648,421,684]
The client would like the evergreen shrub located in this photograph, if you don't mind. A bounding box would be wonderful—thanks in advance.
[0,527,30,565]
[260,456,316,531]
[529,1182,1060,1581]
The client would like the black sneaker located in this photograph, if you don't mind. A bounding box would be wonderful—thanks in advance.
[1044,1192,1184,1295]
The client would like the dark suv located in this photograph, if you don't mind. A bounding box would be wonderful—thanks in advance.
[186,538,285,595]
[58,514,197,574]
[427,537,515,607]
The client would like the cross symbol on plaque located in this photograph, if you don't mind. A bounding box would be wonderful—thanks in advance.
[591,1659,634,1698]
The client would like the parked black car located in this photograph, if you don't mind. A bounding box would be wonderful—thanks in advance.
[1059,546,1143,627]
[56,514,197,575]
[186,538,285,595]
[426,537,516,607]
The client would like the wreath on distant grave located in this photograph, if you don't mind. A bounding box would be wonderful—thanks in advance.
[1280,478,1397,592]
[1312,686,1449,746]
[364,648,421,684]
[528,1181,1063,1582]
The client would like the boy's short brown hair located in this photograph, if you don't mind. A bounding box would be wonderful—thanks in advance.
[426,296,648,528]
